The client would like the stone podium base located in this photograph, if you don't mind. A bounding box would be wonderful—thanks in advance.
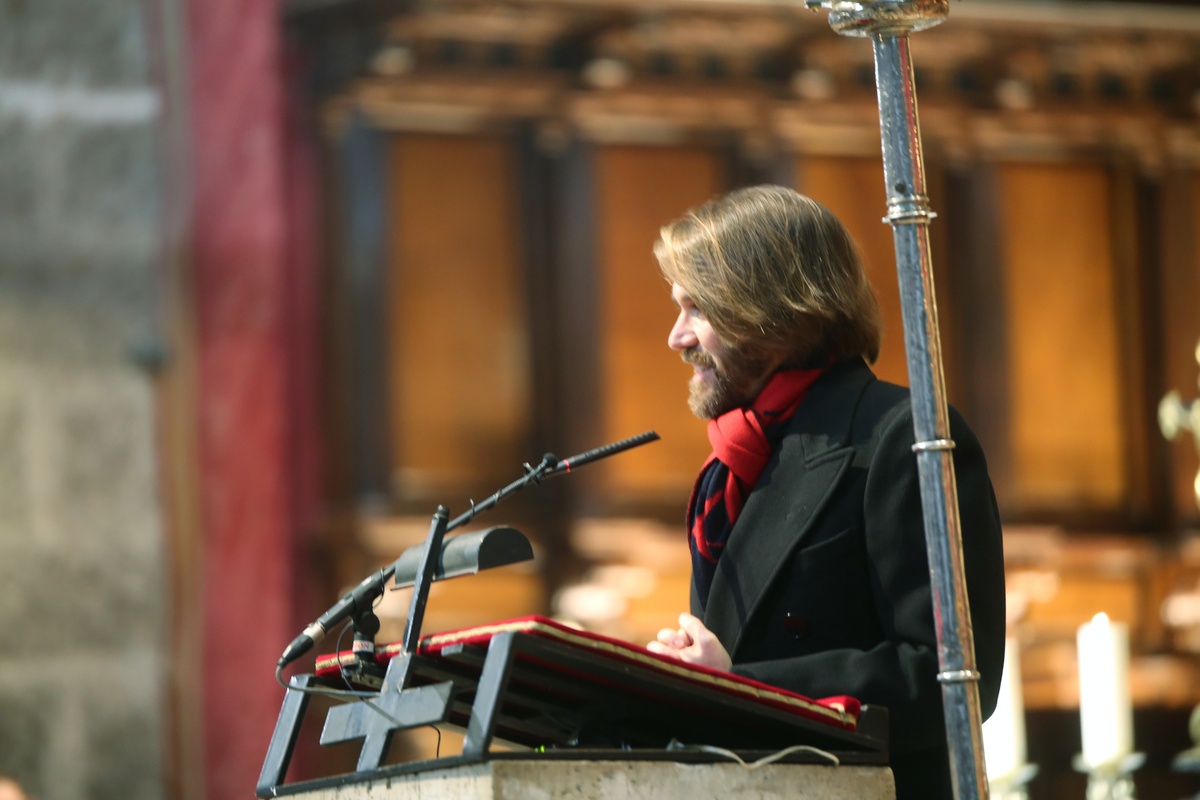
[290,759,896,800]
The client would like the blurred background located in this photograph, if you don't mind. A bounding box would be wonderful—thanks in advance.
[3,0,1200,798]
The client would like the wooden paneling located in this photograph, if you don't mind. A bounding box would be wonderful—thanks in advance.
[592,145,724,498]
[996,163,1126,512]
[796,156,910,387]
[1159,173,1200,526]
[940,166,1015,476]
[387,134,530,494]
[336,117,393,502]
[1109,168,1166,525]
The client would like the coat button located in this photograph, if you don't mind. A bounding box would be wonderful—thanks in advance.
[782,612,807,638]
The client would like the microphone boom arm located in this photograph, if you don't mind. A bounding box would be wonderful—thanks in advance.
[277,431,660,671]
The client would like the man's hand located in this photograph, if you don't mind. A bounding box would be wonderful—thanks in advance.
[645,612,732,671]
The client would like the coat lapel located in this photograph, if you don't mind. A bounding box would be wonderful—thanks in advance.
[701,360,876,656]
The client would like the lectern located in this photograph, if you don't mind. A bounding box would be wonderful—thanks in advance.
[258,614,891,798]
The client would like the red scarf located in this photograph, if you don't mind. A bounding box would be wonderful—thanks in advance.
[688,367,826,604]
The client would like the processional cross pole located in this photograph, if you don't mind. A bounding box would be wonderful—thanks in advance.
[802,3,988,799]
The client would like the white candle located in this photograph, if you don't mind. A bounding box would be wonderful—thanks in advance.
[983,637,1027,781]
[1076,612,1133,768]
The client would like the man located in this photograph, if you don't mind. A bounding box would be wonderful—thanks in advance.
[644,185,1005,800]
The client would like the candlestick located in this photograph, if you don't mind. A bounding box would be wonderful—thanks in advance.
[1072,752,1144,800]
[1077,612,1133,769]
[984,638,1037,799]
[984,637,1027,779]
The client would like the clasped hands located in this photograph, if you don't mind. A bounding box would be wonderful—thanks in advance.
[645,612,732,672]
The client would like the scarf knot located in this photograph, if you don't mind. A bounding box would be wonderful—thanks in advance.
[688,367,826,608]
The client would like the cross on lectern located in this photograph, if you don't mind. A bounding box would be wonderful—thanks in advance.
[1159,340,1200,511]
[320,653,455,771]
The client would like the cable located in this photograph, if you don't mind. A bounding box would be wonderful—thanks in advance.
[665,739,840,769]
[274,665,379,700]
[272,668,413,731]
[335,620,358,694]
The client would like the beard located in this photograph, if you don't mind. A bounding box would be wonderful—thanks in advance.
[682,344,778,420]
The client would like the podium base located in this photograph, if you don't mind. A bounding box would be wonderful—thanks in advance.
[284,759,896,800]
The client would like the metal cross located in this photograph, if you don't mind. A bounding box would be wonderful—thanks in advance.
[320,654,454,771]
[1158,340,1200,511]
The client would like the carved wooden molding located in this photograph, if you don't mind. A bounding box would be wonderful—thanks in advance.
[305,0,1200,161]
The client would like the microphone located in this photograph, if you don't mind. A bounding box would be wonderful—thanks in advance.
[543,430,660,477]
[278,566,390,670]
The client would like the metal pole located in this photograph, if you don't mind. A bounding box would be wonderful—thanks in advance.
[803,3,988,799]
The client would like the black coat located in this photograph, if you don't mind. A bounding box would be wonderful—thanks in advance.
[695,359,1006,800]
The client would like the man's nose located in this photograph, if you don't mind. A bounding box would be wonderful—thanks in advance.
[668,312,697,351]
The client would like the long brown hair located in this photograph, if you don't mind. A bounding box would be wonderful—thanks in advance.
[655,185,881,364]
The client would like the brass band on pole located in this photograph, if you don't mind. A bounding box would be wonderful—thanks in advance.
[803,2,989,799]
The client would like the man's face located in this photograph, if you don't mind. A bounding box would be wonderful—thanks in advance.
[668,284,778,419]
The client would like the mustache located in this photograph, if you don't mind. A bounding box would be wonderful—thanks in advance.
[681,348,716,370]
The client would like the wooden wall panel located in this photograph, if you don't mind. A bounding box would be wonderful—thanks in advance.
[387,134,530,494]
[1159,172,1200,525]
[997,163,1125,511]
[592,145,724,498]
[796,156,909,387]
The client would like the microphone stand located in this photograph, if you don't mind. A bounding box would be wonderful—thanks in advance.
[277,430,660,674]
[278,453,559,676]
[277,458,562,775]
[345,506,447,686]
[261,433,660,792]
[403,506,448,657]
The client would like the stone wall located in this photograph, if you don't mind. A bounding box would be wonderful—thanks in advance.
[0,0,172,797]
